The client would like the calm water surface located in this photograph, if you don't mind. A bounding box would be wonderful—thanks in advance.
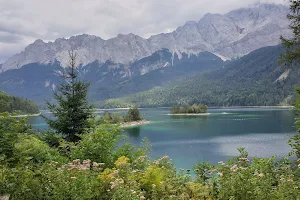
[28,108,296,169]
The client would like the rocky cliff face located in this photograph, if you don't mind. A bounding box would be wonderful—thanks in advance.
[0,3,291,73]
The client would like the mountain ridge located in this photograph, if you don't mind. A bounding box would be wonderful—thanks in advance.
[0,3,291,73]
[98,45,300,108]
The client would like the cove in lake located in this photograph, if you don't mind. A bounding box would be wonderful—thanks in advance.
[28,108,296,170]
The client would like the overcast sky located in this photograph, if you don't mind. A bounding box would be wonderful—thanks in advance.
[0,0,288,63]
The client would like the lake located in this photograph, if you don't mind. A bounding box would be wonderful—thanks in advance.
[28,108,296,170]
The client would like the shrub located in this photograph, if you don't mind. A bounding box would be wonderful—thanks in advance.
[70,124,121,167]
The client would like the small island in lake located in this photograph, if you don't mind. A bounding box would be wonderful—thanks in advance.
[169,104,209,115]
[101,107,150,127]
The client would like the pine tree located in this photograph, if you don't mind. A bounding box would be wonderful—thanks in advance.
[281,0,300,158]
[44,51,93,142]
[280,0,300,63]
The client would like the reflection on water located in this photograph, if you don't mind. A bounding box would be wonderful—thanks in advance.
[28,108,296,169]
[169,115,209,120]
[125,126,141,138]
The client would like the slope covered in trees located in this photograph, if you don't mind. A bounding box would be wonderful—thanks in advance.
[0,91,39,114]
[98,45,300,108]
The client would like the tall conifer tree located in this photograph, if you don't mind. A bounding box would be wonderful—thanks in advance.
[281,0,300,158]
[45,51,93,142]
[281,0,300,63]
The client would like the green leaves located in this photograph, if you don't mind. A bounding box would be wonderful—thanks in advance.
[44,53,93,142]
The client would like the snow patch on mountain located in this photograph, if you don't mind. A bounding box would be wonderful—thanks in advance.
[0,3,292,73]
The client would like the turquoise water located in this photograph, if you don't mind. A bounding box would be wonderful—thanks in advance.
[28,108,296,169]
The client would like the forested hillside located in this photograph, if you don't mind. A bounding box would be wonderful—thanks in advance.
[98,45,300,108]
[0,91,39,114]
[90,50,224,100]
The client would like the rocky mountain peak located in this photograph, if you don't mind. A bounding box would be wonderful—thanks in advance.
[0,3,292,73]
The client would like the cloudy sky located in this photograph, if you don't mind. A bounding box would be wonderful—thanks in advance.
[0,0,288,63]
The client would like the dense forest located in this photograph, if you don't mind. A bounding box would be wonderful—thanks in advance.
[97,45,300,108]
[0,90,39,114]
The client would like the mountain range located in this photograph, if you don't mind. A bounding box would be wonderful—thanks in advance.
[0,3,290,73]
[0,3,296,107]
[99,45,300,108]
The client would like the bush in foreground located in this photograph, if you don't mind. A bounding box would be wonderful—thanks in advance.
[0,114,299,199]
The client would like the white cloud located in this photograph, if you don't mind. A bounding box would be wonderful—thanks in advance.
[0,0,289,62]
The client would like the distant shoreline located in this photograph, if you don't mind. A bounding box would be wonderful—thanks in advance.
[96,106,294,110]
[167,113,210,116]
[121,120,151,128]
[11,113,42,118]
[208,106,294,109]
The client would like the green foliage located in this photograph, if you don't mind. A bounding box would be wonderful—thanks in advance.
[282,0,300,159]
[193,162,213,183]
[70,124,121,167]
[171,104,208,114]
[281,0,300,63]
[291,88,300,158]
[0,112,28,165]
[101,111,124,124]
[100,108,143,125]
[0,118,299,200]
[14,135,66,166]
[124,107,143,122]
[0,90,39,114]
[44,52,93,142]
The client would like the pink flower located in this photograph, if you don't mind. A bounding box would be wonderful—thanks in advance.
[257,173,264,178]
[218,172,223,177]
[230,165,238,172]
[140,196,146,199]
[218,161,225,166]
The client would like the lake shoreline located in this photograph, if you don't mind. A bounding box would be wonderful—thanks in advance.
[121,120,151,128]
[96,106,294,110]
[11,113,42,118]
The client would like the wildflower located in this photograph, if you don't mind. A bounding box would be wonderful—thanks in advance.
[70,177,76,180]
[110,181,117,189]
[83,159,91,164]
[131,189,136,194]
[230,165,238,172]
[186,169,191,173]
[138,156,146,162]
[115,156,130,168]
[239,158,250,163]
[257,173,264,178]
[218,161,225,166]
[152,184,156,188]
[140,196,146,199]
[194,169,199,172]
[93,162,99,167]
[162,155,169,160]
[180,168,184,172]
[218,172,223,177]
[72,159,80,164]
